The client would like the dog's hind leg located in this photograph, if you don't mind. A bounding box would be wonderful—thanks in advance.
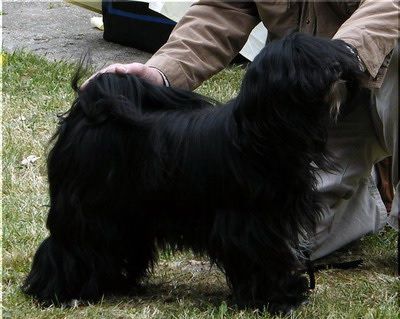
[120,223,158,292]
[210,210,309,313]
[23,202,157,305]
[22,232,118,306]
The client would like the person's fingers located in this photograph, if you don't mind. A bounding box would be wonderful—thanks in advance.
[82,63,164,89]
[81,63,123,88]
[114,65,128,74]
[123,63,164,85]
[81,73,96,88]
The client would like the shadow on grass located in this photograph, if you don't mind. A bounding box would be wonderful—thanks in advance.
[116,281,230,310]
[103,258,230,311]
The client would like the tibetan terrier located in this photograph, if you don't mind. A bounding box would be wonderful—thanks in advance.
[23,33,361,313]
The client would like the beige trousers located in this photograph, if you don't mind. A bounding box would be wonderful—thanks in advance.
[311,45,398,260]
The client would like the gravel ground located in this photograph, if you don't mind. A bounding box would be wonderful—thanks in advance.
[2,0,152,69]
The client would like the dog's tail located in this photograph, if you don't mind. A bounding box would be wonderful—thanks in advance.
[65,63,217,129]
[67,65,146,127]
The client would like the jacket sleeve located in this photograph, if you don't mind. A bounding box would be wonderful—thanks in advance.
[333,0,399,88]
[145,1,260,90]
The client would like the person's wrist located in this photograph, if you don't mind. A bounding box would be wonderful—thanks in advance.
[149,67,170,87]
[344,43,366,72]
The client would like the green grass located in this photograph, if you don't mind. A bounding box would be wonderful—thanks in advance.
[2,51,399,319]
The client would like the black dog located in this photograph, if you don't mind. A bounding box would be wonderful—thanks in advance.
[23,33,361,313]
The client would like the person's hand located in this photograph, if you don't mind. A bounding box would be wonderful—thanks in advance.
[82,63,165,88]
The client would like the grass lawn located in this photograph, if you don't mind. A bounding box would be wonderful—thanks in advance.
[2,51,399,319]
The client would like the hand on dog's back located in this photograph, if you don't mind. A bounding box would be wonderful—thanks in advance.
[83,63,164,88]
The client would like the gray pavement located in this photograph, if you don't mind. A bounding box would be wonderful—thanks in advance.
[2,1,152,69]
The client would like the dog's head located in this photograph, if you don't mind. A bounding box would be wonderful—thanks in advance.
[238,32,363,120]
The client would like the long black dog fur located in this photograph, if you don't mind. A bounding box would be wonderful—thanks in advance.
[23,33,361,313]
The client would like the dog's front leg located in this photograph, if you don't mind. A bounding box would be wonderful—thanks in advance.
[209,210,310,314]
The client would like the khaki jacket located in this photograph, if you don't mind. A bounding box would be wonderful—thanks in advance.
[146,0,399,90]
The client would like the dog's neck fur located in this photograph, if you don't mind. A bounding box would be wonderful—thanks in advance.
[231,79,331,175]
